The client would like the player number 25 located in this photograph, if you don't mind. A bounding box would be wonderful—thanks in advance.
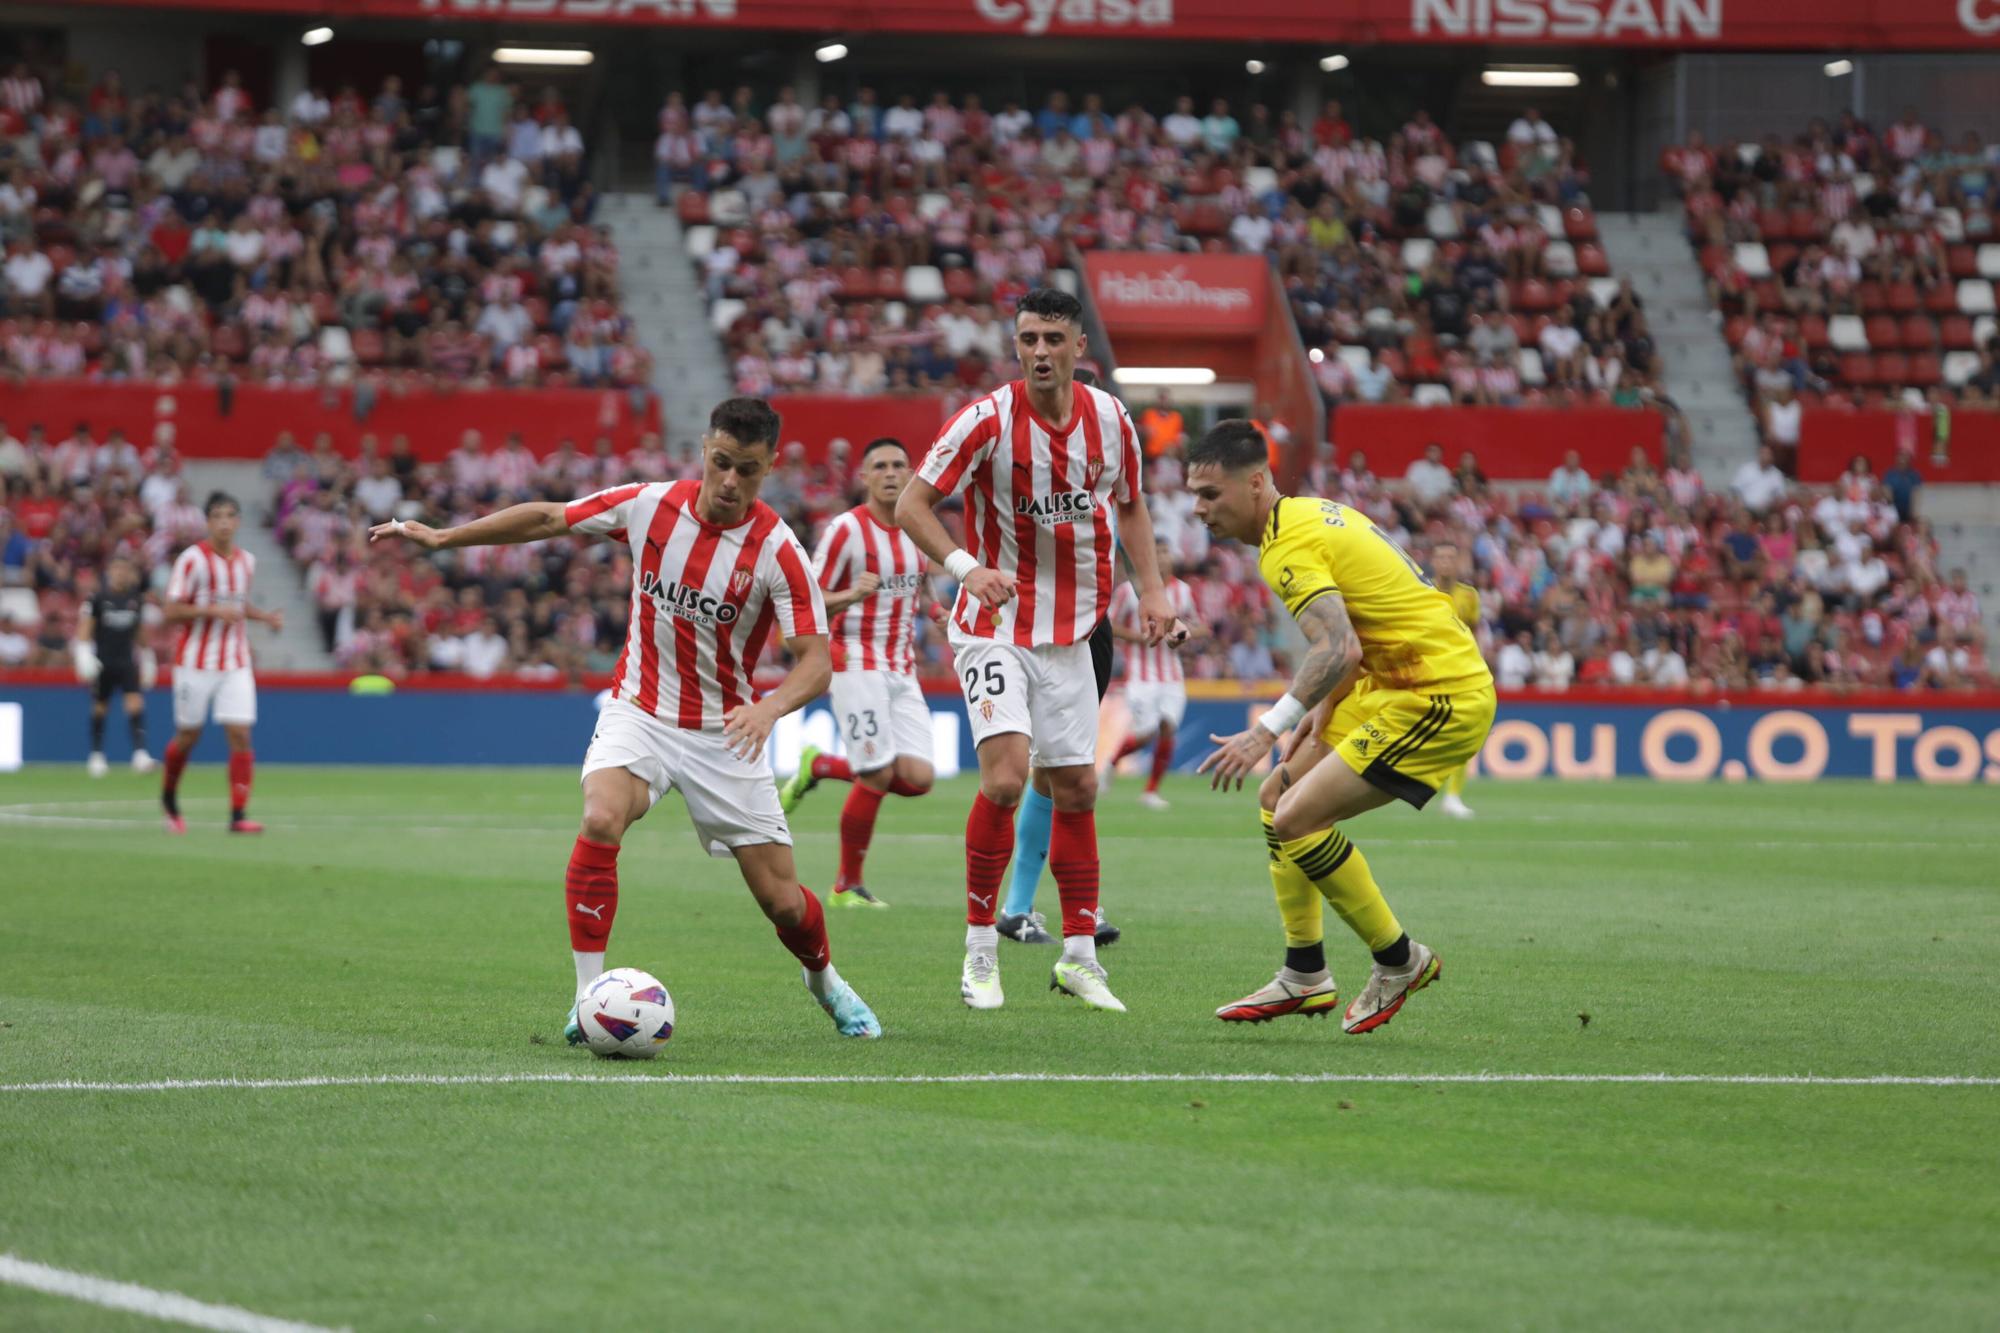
[962,661,1007,702]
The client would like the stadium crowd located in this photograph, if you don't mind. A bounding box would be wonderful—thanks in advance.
[237,416,1986,692]
[1662,108,2000,445]
[662,86,1660,412]
[0,60,648,389]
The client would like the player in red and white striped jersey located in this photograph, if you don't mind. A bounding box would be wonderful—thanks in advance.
[897,288,1173,1014]
[779,437,943,908]
[1103,546,1205,811]
[368,397,881,1040]
[159,492,285,835]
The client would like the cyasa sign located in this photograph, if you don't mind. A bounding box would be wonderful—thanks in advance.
[1084,254,1267,335]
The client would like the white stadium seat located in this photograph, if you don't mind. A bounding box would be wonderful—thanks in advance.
[1977,245,2000,279]
[902,265,945,303]
[709,298,746,334]
[1537,204,1565,237]
[1245,166,1279,197]
[1517,348,1547,386]
[1412,383,1453,406]
[707,189,748,226]
[318,325,353,364]
[1942,351,1981,387]
[1587,278,1620,309]
[1828,314,1870,351]
[1426,202,1461,239]
[1050,268,1079,295]
[1542,241,1578,278]
[1958,279,1997,316]
[917,192,950,222]
[1934,208,1964,242]
[1975,314,1997,346]
[1401,238,1436,271]
[1733,242,1772,278]
[1337,345,1371,375]
[684,225,717,259]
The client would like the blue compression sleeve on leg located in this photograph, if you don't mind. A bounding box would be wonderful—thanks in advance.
[1004,785,1055,917]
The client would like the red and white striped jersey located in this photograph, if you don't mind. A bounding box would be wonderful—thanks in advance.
[1112,577,1197,684]
[565,479,826,731]
[167,541,257,671]
[811,505,924,675]
[917,380,1141,647]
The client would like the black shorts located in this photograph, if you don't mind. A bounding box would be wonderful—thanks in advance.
[94,660,141,702]
[1089,617,1114,701]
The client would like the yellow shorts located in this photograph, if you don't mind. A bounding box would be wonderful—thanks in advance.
[1322,679,1497,809]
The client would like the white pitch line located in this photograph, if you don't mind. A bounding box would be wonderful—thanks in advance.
[1,1072,1994,1094]
[0,1254,346,1333]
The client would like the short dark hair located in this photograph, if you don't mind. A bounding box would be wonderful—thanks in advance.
[204,490,240,516]
[1186,420,1268,473]
[1015,288,1082,326]
[708,396,781,448]
[1071,366,1098,386]
[860,436,908,463]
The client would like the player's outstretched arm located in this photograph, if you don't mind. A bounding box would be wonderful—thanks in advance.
[367,502,570,551]
[721,633,831,763]
[896,476,1013,610]
[1199,592,1362,791]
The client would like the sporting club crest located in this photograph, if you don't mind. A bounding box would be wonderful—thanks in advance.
[728,568,755,599]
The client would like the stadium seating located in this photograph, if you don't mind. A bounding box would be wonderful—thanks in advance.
[662,90,1646,409]
[1664,114,2000,409]
[0,66,648,391]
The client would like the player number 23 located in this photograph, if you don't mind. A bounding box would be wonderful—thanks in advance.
[962,661,1007,702]
[846,709,879,740]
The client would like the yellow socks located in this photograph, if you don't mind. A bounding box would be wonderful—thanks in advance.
[1277,825,1403,952]
[1261,808,1323,947]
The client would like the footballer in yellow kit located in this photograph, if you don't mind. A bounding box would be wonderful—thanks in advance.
[1188,421,1495,1034]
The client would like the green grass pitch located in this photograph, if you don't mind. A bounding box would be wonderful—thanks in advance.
[1,765,1996,1330]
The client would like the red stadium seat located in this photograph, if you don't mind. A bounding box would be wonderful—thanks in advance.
[942,268,978,301]
[677,193,710,226]
[1872,352,1910,386]
[836,267,874,299]
[1900,315,1937,349]
[1562,207,1598,242]
[872,267,904,300]
[1924,282,1960,315]
[1724,315,1751,347]
[1940,315,1976,349]
[1836,352,1872,384]
[1864,314,1901,348]
[1800,315,1830,349]
[211,325,246,361]
[1857,281,1890,313]
[1947,245,1978,279]
[1765,243,1800,273]
[1887,280,1920,314]
[351,328,386,366]
[1513,279,1555,311]
[1786,209,1823,242]
[1907,353,1942,387]
[1576,243,1610,277]
[1757,208,1790,240]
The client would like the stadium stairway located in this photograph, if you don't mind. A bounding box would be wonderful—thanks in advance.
[598,192,735,451]
[182,460,334,671]
[1596,210,1761,482]
[1925,485,2000,652]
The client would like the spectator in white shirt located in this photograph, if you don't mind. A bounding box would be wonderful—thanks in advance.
[474,296,533,353]
[290,87,330,124]
[1548,449,1594,508]
[540,112,584,161]
[1228,200,1274,252]
[4,242,54,313]
[1731,444,1788,514]
[1507,107,1557,146]
[354,456,405,520]
[479,156,530,211]
[1404,442,1455,509]
[1645,646,1690,687]
[1496,630,1534,687]
[1354,347,1398,403]
[882,94,925,140]
[462,617,510,679]
[0,421,26,479]
[1536,308,1584,386]
[1762,382,1802,460]
[1532,634,1576,688]
[1162,96,1203,148]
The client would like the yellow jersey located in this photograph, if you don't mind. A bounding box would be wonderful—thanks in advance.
[1257,495,1492,694]
[1441,580,1481,631]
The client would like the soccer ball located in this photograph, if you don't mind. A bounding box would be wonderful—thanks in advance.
[578,968,675,1059]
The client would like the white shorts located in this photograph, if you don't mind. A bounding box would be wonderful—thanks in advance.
[581,699,790,858]
[173,666,257,730]
[1124,680,1187,737]
[950,634,1098,770]
[829,669,932,772]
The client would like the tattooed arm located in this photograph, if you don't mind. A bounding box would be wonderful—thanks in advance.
[1197,592,1362,791]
